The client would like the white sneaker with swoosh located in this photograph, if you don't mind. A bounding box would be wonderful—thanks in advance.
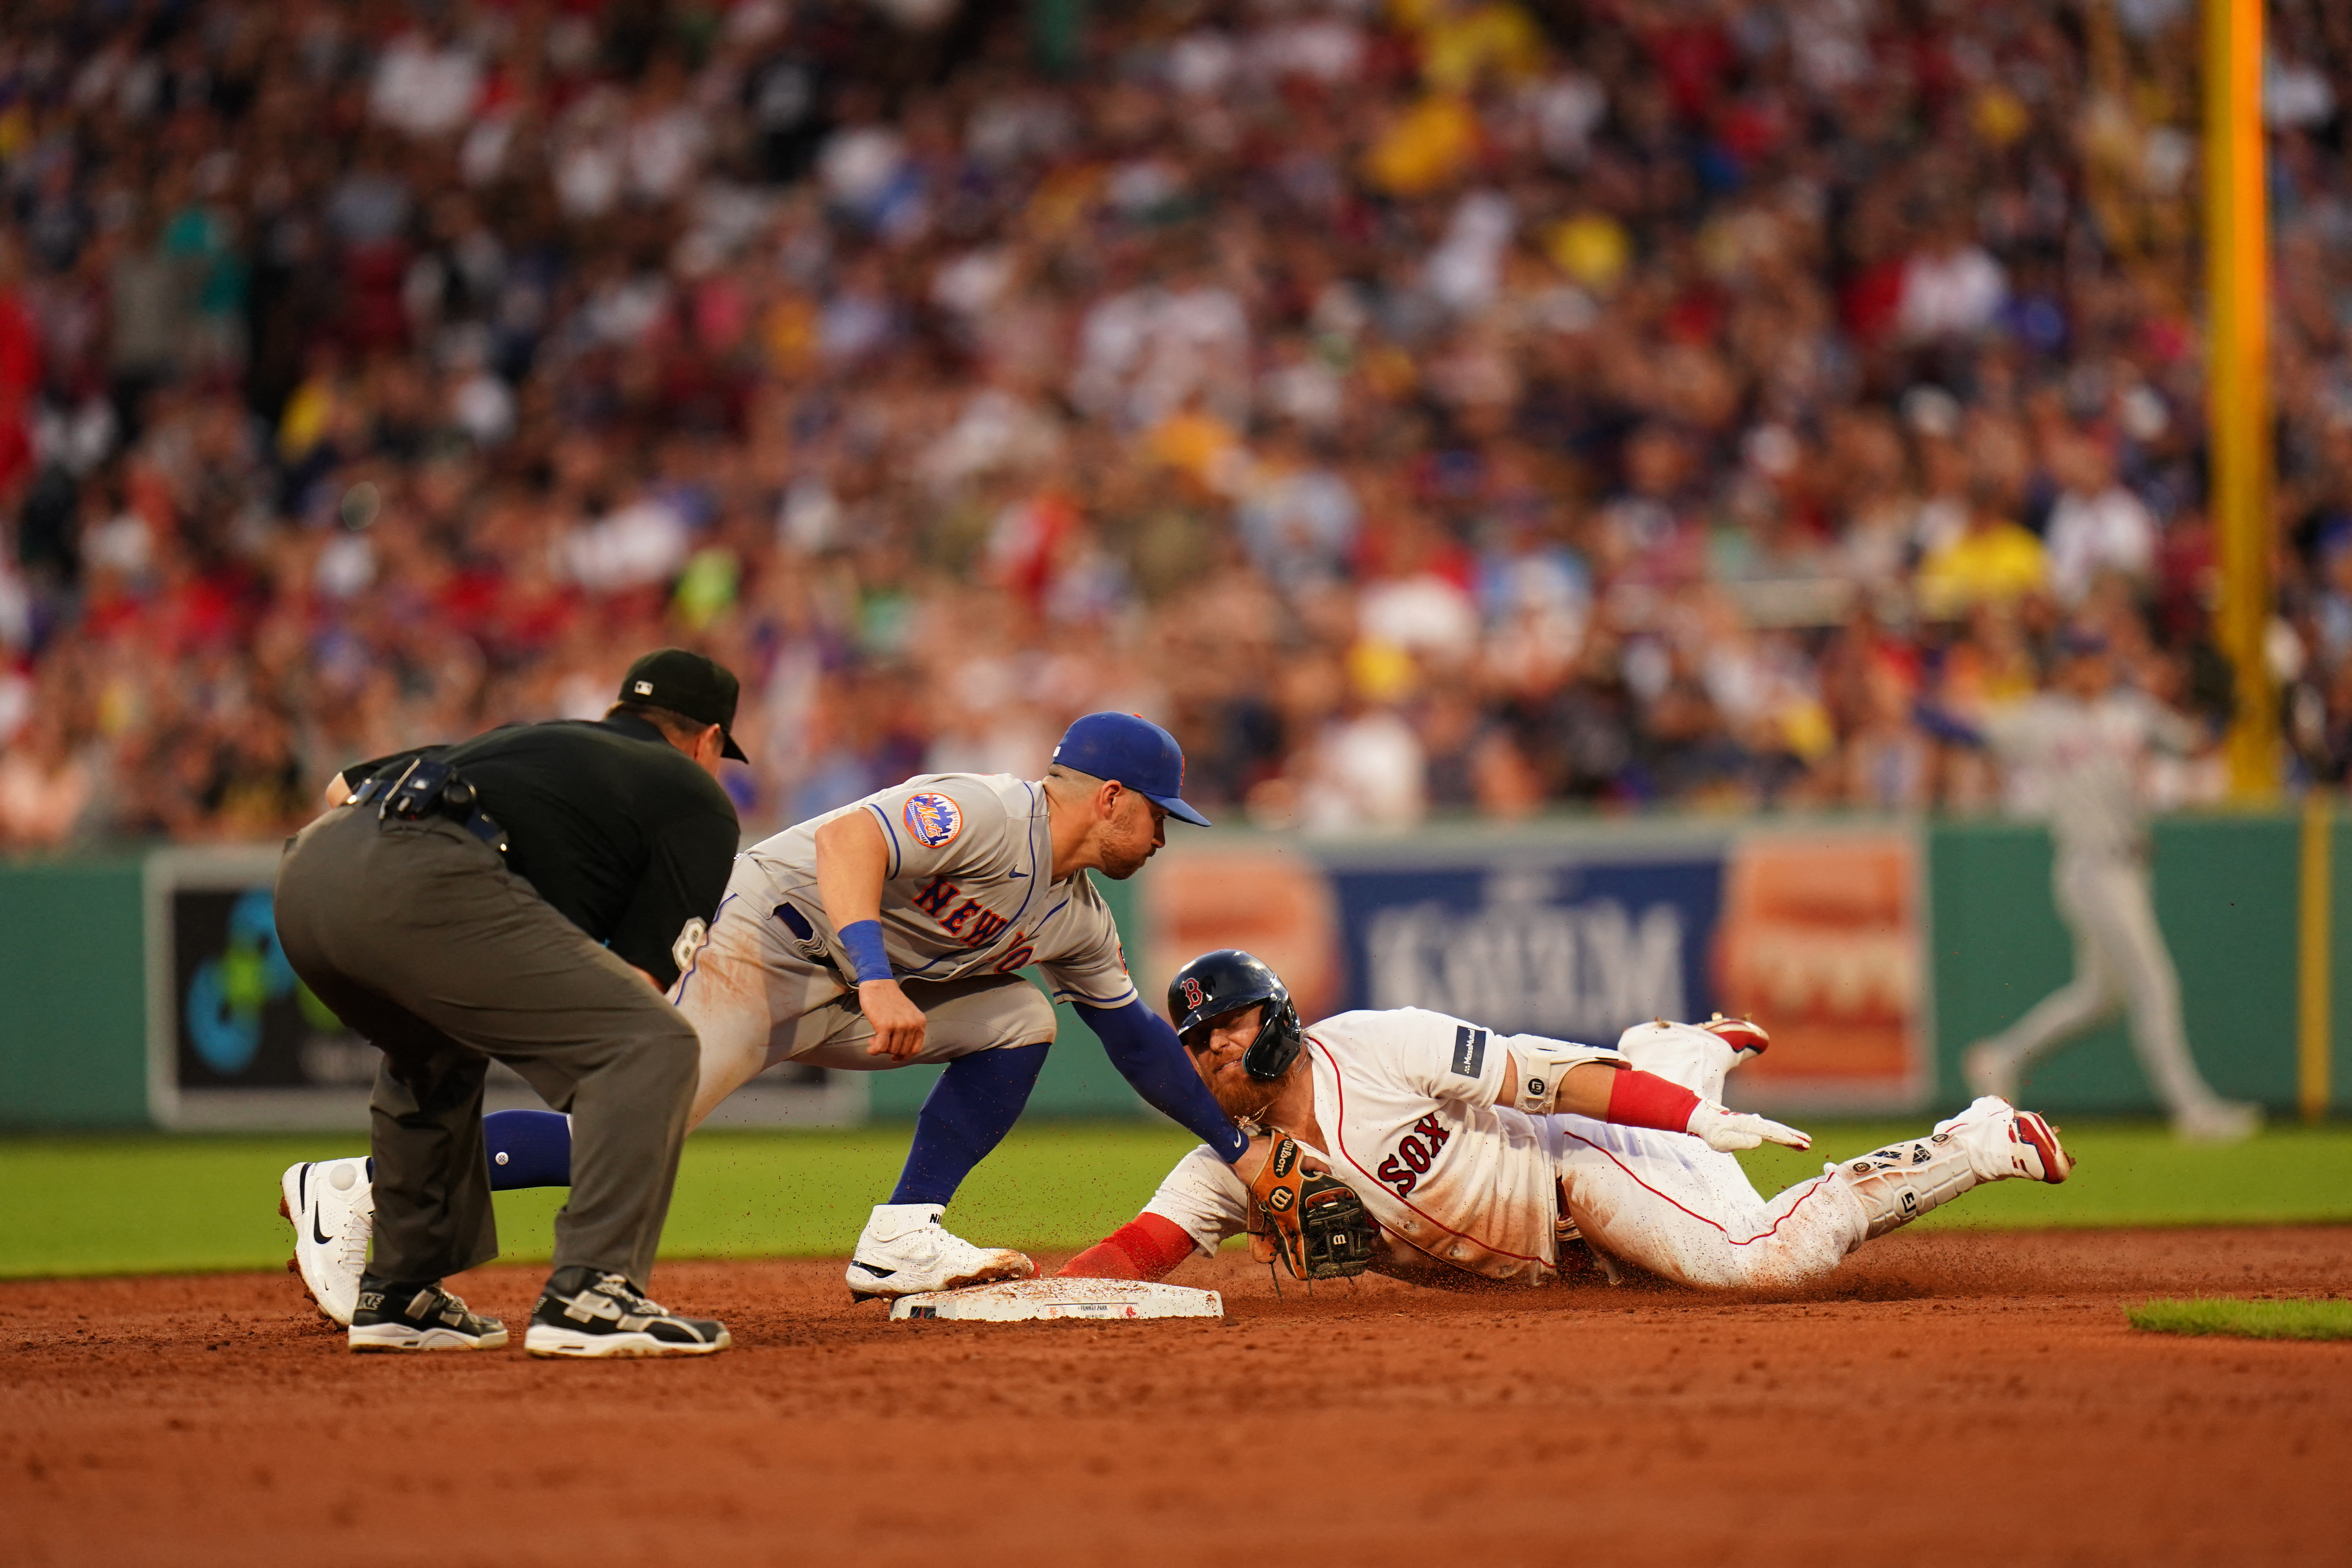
[280,1159,374,1327]
[845,1203,1034,1302]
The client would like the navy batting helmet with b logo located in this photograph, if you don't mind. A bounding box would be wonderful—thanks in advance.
[1166,949,1303,1081]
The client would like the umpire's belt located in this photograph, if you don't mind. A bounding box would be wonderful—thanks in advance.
[352,758,510,854]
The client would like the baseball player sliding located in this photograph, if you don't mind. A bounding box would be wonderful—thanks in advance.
[1057,951,2072,1293]
[284,713,1258,1325]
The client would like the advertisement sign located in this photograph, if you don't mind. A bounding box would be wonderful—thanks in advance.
[1712,829,1927,1113]
[145,848,860,1130]
[1144,822,1929,1116]
[1335,853,1723,1042]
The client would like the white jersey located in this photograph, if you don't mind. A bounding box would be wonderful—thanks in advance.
[1142,1007,1572,1285]
[740,772,1138,1008]
[1982,691,2200,862]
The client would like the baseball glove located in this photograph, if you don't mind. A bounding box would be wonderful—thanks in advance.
[1248,1130,1376,1282]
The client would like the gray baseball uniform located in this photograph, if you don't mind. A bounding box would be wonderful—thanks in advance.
[1972,690,2238,1121]
[674,773,1139,1123]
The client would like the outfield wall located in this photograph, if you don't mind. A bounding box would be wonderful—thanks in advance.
[2,812,2343,1130]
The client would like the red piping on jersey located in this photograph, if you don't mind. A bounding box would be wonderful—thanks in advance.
[1313,1039,1550,1269]
[1556,1125,1831,1246]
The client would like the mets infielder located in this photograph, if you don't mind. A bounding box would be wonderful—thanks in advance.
[1955,632,2259,1143]
[283,713,1253,1324]
[1057,950,2071,1291]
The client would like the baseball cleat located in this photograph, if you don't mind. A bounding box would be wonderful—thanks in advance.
[1697,1014,1769,1058]
[348,1278,507,1352]
[845,1203,1034,1302]
[280,1159,374,1327]
[1932,1096,2071,1183]
[523,1268,730,1358]
[2007,1108,2072,1184]
[2174,1099,2262,1145]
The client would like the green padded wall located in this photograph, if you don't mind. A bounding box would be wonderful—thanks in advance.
[0,858,151,1127]
[1927,816,2301,1116]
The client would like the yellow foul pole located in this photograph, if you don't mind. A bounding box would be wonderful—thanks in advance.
[2207,0,2277,799]
[2298,796,2333,1122]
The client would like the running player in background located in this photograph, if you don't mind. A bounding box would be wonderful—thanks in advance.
[1947,630,2260,1143]
[1060,951,2072,1292]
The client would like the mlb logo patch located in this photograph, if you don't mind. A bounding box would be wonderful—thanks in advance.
[903,792,964,849]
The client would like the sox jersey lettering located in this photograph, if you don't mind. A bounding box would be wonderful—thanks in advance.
[740,772,1137,1008]
[1143,1007,1579,1284]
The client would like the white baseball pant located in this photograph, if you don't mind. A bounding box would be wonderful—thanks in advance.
[1550,1022,1867,1290]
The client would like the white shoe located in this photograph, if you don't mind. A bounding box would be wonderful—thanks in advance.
[1961,1042,2018,1103]
[844,1204,1034,1302]
[281,1159,373,1327]
[2174,1100,2262,1144]
[1697,1014,1769,1062]
[1932,1095,2073,1183]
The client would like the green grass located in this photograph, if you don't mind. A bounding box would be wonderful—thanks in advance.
[0,1122,1200,1279]
[2127,1297,2352,1341]
[2,1117,2348,1280]
[1737,1119,2352,1230]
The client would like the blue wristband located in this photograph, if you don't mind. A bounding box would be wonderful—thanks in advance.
[840,920,893,985]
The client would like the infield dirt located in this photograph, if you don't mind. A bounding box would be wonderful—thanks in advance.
[6,1226,2348,1568]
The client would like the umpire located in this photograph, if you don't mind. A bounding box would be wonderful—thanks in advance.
[275,649,744,1359]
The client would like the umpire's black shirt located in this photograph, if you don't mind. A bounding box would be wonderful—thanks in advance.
[347,714,737,987]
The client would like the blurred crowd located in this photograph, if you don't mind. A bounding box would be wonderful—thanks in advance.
[4,0,2352,850]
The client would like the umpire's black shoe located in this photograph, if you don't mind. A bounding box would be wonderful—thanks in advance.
[524,1267,732,1359]
[348,1276,508,1352]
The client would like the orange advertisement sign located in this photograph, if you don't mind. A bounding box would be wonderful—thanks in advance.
[1713,830,1926,1112]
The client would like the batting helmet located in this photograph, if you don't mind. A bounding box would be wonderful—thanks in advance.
[1166,948,1303,1081]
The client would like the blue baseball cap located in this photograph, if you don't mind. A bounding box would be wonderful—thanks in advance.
[1052,712,1211,826]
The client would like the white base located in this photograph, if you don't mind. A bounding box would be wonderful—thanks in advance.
[889,1278,1222,1323]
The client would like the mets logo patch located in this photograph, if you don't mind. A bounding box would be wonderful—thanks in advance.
[903,792,964,849]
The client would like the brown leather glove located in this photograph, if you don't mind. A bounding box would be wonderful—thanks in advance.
[1247,1130,1376,1281]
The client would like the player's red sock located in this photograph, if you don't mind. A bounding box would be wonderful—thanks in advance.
[1605,1068,1703,1134]
[1059,1214,1194,1281]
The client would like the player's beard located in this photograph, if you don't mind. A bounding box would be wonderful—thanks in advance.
[1202,1055,1287,1125]
[1094,833,1154,880]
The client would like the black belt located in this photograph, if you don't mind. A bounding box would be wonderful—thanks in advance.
[353,758,510,854]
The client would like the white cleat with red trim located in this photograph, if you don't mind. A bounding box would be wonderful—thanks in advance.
[1831,1097,2072,1240]
[1697,1014,1770,1060]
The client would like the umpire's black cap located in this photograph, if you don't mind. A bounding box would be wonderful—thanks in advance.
[617,649,749,761]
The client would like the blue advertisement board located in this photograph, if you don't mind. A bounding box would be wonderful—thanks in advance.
[1328,849,1726,1043]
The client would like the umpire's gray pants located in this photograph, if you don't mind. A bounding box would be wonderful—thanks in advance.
[274,807,699,1286]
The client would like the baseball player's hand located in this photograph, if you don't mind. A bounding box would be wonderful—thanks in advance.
[859,979,929,1059]
[1685,1099,1812,1152]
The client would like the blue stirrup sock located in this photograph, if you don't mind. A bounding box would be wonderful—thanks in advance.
[1076,998,1250,1163]
[887,1042,1051,1207]
[483,1109,573,1190]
